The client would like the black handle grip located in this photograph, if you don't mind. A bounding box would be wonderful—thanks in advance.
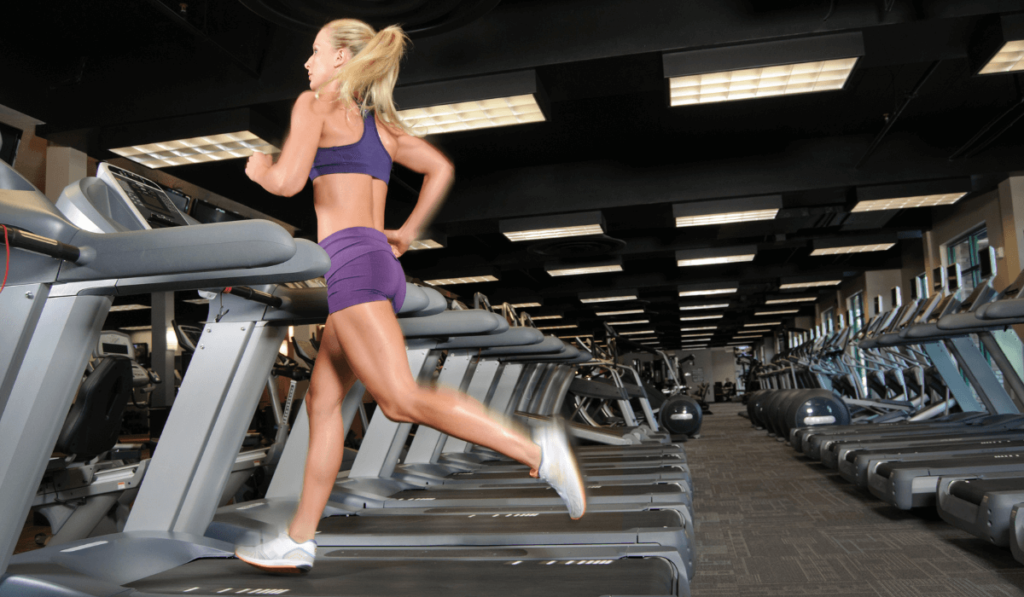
[225,286,284,308]
[1,224,81,262]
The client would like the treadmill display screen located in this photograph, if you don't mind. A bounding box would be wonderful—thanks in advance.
[103,165,188,227]
[102,343,130,355]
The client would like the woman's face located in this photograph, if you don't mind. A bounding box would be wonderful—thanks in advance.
[305,28,346,91]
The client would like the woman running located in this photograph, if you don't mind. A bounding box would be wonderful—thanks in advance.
[234,19,586,573]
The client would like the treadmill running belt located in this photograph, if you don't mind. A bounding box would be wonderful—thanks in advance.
[125,554,676,596]
[315,510,681,535]
[449,465,685,480]
[388,483,683,500]
[949,477,1024,504]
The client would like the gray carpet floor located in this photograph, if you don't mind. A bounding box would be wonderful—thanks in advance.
[685,402,1024,596]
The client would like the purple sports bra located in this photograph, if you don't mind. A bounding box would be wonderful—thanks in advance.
[309,111,392,184]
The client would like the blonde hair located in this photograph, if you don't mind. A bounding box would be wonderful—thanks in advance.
[317,19,412,134]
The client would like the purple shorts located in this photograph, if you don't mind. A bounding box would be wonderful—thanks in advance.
[319,227,406,315]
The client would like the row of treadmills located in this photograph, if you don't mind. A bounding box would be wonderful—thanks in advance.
[0,160,696,596]
[749,254,1024,567]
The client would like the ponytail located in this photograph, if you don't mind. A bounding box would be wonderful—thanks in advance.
[318,20,413,135]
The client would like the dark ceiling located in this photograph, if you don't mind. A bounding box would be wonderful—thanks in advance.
[4,0,1024,349]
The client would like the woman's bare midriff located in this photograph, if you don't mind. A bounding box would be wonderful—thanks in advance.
[312,172,389,242]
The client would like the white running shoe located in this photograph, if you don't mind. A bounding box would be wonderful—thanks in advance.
[534,417,587,519]
[235,533,316,574]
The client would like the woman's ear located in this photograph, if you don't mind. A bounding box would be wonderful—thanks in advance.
[334,47,348,68]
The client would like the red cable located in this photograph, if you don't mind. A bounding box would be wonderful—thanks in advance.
[0,225,9,295]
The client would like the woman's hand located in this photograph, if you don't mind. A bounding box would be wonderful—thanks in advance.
[245,151,274,184]
[384,228,413,259]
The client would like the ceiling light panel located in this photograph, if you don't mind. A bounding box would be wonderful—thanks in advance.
[676,246,757,268]
[673,195,782,227]
[679,303,729,310]
[681,333,714,338]
[811,242,895,256]
[980,40,1024,74]
[677,254,755,267]
[679,315,723,321]
[765,297,817,304]
[678,283,738,298]
[621,330,655,335]
[119,325,153,331]
[596,309,645,316]
[424,275,499,286]
[851,193,966,212]
[500,211,604,242]
[510,302,541,308]
[537,324,578,330]
[609,320,650,325]
[399,95,544,135]
[546,264,623,277]
[580,290,637,303]
[669,58,856,106]
[530,315,562,320]
[681,326,718,331]
[408,239,445,251]
[110,131,279,169]
[755,310,799,315]
[779,280,840,290]
[559,334,593,338]
[745,322,781,327]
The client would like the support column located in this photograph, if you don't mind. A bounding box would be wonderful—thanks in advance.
[151,291,176,408]
[44,145,87,203]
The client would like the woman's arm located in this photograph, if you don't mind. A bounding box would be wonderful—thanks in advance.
[386,130,455,256]
[245,91,323,197]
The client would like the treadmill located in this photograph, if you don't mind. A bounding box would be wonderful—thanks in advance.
[0,164,685,596]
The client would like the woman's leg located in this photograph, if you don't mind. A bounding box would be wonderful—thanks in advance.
[328,300,542,473]
[287,321,356,543]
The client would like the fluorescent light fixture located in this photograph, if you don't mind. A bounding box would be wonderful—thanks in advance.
[109,304,151,312]
[673,195,781,227]
[580,289,638,303]
[676,246,757,267]
[595,309,645,316]
[972,15,1024,75]
[408,231,447,251]
[111,131,279,169]
[742,329,772,334]
[765,296,817,304]
[745,322,781,327]
[183,298,211,305]
[510,302,542,309]
[811,242,895,255]
[779,280,840,290]
[681,326,717,331]
[621,330,655,335]
[424,274,499,286]
[559,334,593,339]
[679,303,729,310]
[852,193,966,212]
[681,333,714,338]
[546,257,622,277]
[531,315,563,320]
[633,337,658,341]
[811,234,899,256]
[678,283,738,298]
[663,33,863,106]
[537,324,578,330]
[395,70,546,135]
[755,310,799,316]
[609,320,650,325]
[119,325,153,331]
[500,211,604,242]
[679,314,723,321]
[853,179,971,213]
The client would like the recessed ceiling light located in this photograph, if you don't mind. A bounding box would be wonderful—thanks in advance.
[811,243,895,255]
[765,297,816,304]
[558,334,593,338]
[851,193,966,212]
[679,314,723,321]
[596,309,645,316]
[755,310,799,315]
[546,263,623,277]
[119,325,153,331]
[676,246,757,267]
[531,315,562,320]
[110,131,280,169]
[580,290,638,303]
[632,337,658,341]
[680,326,718,331]
[668,59,858,106]
[536,324,578,330]
[745,321,781,326]
[511,302,542,309]
[408,238,446,250]
[678,283,738,297]
[979,40,1024,74]
[424,275,499,286]
[673,195,781,227]
[500,211,604,242]
[399,85,545,135]
[609,320,650,325]
[621,329,656,335]
[679,303,729,310]
[779,280,840,290]
[681,333,714,338]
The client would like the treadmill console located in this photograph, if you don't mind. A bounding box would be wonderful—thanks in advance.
[97,163,189,228]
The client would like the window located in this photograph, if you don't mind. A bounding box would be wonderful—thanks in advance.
[947,228,989,296]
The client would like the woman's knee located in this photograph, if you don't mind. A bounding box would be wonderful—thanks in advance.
[305,382,344,415]
[373,385,422,423]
